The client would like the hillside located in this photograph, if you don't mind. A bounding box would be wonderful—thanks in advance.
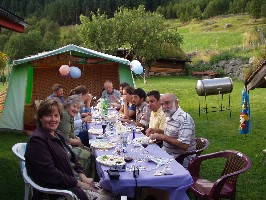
[169,14,265,54]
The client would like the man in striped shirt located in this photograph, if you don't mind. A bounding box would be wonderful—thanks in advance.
[149,93,196,168]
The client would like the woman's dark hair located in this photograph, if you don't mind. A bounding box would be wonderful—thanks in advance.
[123,86,135,95]
[119,82,130,89]
[35,99,63,125]
[69,85,89,96]
[132,88,147,101]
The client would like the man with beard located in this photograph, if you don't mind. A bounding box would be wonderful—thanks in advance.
[148,93,196,168]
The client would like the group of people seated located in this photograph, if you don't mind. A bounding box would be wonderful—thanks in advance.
[25,80,196,200]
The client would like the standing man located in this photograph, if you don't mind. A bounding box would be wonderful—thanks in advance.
[47,84,64,103]
[145,90,166,134]
[148,93,196,168]
[101,80,121,105]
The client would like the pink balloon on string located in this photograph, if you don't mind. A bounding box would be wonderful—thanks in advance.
[59,65,70,75]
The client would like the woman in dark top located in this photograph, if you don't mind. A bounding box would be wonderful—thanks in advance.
[25,99,115,200]
[119,86,136,120]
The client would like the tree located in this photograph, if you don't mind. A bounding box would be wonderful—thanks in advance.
[246,0,263,19]
[60,27,83,46]
[193,5,202,19]
[4,30,43,59]
[0,52,8,71]
[79,5,184,75]
[229,0,248,14]
[3,16,61,59]
[261,3,266,18]
[202,0,231,18]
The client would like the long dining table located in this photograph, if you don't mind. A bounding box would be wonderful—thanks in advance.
[88,121,193,200]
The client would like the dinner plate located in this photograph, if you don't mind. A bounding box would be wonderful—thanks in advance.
[96,155,126,166]
[136,126,144,132]
[90,141,115,149]
[88,129,103,135]
[133,136,154,144]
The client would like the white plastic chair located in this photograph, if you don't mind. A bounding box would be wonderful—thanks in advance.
[22,168,79,200]
[12,143,31,200]
[12,143,78,200]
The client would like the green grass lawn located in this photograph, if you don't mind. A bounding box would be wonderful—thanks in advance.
[136,76,266,199]
[1,76,266,199]
[168,14,266,53]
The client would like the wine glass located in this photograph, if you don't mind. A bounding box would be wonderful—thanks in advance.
[102,121,107,136]
[141,137,149,154]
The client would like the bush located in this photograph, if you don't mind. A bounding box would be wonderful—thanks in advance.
[0,74,6,82]
[184,63,213,75]
[210,52,234,64]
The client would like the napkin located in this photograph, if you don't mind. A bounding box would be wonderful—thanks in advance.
[162,167,173,175]
[154,170,163,176]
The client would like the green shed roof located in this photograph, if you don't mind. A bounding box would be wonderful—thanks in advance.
[13,44,131,66]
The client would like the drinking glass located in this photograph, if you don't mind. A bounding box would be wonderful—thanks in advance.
[102,121,107,136]
[131,147,143,162]
[141,137,149,154]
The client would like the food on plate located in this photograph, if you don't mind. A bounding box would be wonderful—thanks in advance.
[90,141,115,149]
[133,136,154,144]
[136,126,144,132]
[88,128,103,135]
[96,155,126,166]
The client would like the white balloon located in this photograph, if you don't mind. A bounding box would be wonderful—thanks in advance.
[133,64,143,74]
[131,60,141,71]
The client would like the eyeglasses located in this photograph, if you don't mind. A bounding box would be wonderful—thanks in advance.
[160,100,173,107]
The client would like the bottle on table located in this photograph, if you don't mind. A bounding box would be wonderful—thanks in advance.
[102,97,108,116]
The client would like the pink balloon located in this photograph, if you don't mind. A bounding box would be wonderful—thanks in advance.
[59,65,70,75]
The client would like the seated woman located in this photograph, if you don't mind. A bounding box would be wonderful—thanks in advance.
[119,86,136,120]
[69,85,92,147]
[25,99,115,200]
[57,95,93,177]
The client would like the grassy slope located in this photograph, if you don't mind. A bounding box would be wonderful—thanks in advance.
[136,76,266,199]
[167,14,266,53]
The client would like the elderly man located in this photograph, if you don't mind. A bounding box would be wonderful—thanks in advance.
[47,83,64,103]
[148,93,196,168]
[145,90,166,133]
[101,80,121,105]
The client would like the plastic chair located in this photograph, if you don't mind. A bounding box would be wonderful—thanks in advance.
[187,150,251,200]
[175,138,209,165]
[12,143,31,200]
[22,168,79,200]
